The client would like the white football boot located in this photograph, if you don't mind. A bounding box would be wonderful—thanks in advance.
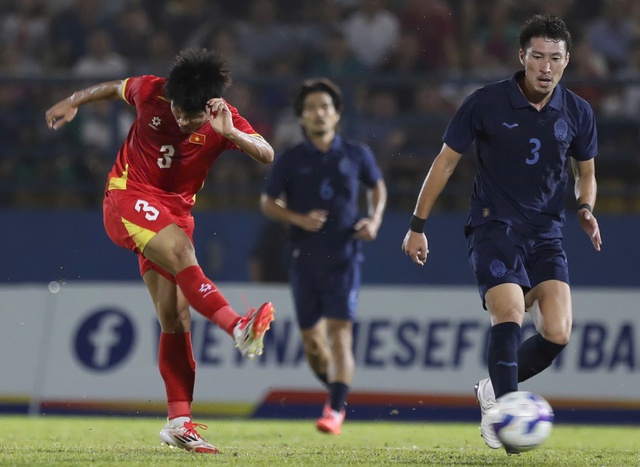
[159,418,219,454]
[474,378,502,449]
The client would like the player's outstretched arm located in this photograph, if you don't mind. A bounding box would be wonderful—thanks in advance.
[572,159,602,252]
[45,80,125,130]
[402,144,462,266]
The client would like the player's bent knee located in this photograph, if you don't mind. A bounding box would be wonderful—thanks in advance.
[543,326,571,346]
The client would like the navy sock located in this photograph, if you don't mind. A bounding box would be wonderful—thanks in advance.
[316,372,330,389]
[518,333,566,382]
[329,382,350,412]
[488,322,521,398]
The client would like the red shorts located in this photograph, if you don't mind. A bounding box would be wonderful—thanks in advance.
[103,188,195,281]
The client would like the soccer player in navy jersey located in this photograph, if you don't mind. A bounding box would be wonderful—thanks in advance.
[260,78,387,435]
[402,15,602,451]
[45,48,275,454]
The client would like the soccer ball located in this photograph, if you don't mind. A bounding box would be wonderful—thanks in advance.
[486,391,554,453]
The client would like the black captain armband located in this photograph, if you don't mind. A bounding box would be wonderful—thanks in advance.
[578,203,592,213]
[409,215,426,233]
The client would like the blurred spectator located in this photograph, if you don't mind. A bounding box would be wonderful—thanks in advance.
[1,0,50,67]
[308,28,362,78]
[225,82,272,143]
[49,0,113,68]
[43,0,75,15]
[72,29,128,78]
[295,0,347,59]
[586,0,635,73]
[612,39,640,119]
[0,0,636,212]
[557,0,604,42]
[342,0,400,69]
[0,44,43,76]
[78,100,134,157]
[208,27,254,76]
[233,0,297,71]
[399,0,459,71]
[563,38,609,112]
[111,5,154,62]
[381,31,431,74]
[131,31,176,76]
[0,83,31,146]
[160,0,222,49]
[474,0,520,65]
[353,88,408,176]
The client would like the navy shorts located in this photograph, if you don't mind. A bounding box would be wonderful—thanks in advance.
[289,260,360,329]
[465,222,570,305]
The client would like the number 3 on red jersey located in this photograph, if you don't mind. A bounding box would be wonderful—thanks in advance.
[158,145,175,168]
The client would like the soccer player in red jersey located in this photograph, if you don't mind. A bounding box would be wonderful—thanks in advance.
[45,48,275,454]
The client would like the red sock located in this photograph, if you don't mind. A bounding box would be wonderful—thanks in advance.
[159,332,195,420]
[175,265,241,335]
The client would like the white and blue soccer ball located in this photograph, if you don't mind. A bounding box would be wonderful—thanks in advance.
[486,391,554,453]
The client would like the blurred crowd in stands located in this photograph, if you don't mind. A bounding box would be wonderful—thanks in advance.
[1,0,640,212]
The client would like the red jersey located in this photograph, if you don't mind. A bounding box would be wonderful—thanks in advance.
[106,75,257,210]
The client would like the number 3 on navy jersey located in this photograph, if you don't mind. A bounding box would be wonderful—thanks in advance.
[158,145,175,168]
[527,138,540,165]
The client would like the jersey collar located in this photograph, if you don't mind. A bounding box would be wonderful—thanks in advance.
[303,134,343,153]
[508,70,564,111]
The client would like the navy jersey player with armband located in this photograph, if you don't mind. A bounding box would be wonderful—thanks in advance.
[261,78,387,435]
[401,14,602,453]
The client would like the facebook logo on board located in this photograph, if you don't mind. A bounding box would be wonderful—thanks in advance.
[74,308,135,371]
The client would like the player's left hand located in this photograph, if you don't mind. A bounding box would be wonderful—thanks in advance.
[206,98,233,136]
[402,230,429,266]
[578,208,602,251]
[352,218,380,241]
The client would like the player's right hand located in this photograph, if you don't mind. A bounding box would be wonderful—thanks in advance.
[297,209,328,232]
[45,99,78,130]
[402,230,429,266]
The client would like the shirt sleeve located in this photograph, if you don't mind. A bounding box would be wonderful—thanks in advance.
[442,89,480,155]
[358,144,383,187]
[569,102,598,161]
[122,75,147,107]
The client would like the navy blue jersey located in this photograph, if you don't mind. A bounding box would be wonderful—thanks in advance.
[444,71,598,238]
[263,135,382,266]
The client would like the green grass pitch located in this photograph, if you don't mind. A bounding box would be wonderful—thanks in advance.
[0,416,638,466]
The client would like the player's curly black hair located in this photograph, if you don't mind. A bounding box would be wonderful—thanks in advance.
[292,78,343,117]
[519,14,572,52]
[165,47,232,114]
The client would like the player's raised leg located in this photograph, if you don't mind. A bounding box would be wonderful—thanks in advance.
[142,223,275,357]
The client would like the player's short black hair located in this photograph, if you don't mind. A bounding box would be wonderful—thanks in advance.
[519,14,572,53]
[292,78,343,117]
[165,47,232,114]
